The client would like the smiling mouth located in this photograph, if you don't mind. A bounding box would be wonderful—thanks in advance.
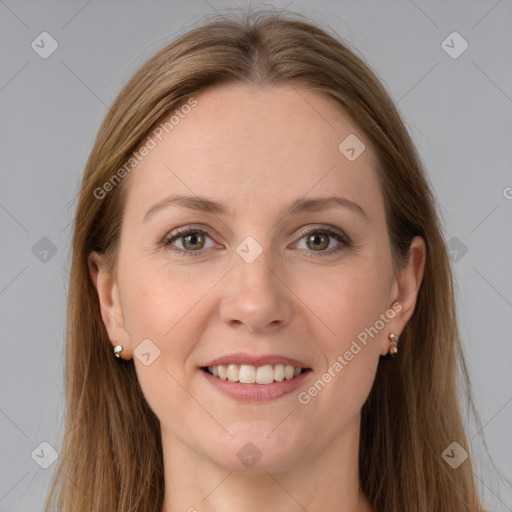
[200,364,312,384]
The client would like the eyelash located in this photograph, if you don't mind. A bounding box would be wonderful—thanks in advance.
[161,224,352,258]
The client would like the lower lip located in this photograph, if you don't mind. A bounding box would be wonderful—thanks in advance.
[200,368,312,402]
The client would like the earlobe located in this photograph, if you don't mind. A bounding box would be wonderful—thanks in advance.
[87,252,130,357]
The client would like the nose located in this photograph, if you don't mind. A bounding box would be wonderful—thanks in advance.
[219,250,294,334]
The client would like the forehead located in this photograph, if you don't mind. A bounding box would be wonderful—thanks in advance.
[123,83,382,222]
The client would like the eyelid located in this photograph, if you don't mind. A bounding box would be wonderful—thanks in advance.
[162,223,351,256]
[293,224,352,246]
[162,223,219,247]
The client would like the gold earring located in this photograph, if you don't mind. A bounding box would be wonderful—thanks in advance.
[113,341,123,359]
[388,333,399,356]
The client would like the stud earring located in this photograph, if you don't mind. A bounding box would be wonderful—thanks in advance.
[388,333,399,356]
[113,342,124,359]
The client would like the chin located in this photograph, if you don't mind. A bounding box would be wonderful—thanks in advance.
[201,422,308,473]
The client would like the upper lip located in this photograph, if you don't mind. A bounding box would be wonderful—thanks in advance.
[202,353,310,369]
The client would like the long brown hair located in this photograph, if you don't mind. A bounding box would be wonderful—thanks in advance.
[44,7,492,511]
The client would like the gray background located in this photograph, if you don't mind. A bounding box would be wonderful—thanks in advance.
[1,1,511,510]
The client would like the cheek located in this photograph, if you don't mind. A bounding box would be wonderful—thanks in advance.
[302,259,391,351]
[118,261,206,426]
[117,257,217,377]
[298,268,387,432]
[119,255,194,337]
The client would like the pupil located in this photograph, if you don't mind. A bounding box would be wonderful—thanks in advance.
[309,233,327,250]
[185,233,202,249]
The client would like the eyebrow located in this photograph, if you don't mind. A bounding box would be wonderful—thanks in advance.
[142,194,368,222]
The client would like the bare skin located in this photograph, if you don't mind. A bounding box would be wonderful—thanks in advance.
[89,83,425,512]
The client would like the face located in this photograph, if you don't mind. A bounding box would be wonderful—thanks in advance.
[91,83,424,473]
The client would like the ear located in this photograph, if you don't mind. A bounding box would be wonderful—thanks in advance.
[88,251,131,359]
[380,236,426,355]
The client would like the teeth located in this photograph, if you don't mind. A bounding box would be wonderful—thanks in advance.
[227,364,239,382]
[205,363,305,384]
[239,364,256,383]
[218,365,227,380]
[256,365,274,384]
[274,364,285,381]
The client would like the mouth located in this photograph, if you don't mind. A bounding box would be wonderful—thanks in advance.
[200,364,312,384]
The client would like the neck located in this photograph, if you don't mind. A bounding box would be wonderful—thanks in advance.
[159,414,374,512]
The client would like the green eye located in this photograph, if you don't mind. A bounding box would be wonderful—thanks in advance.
[162,224,351,258]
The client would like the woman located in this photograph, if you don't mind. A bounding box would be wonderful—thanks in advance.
[43,7,491,512]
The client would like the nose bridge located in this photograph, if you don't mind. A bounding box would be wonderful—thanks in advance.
[235,242,278,295]
[220,235,293,332]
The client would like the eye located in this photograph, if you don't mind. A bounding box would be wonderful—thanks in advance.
[163,225,217,256]
[161,224,351,257]
[293,226,351,256]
